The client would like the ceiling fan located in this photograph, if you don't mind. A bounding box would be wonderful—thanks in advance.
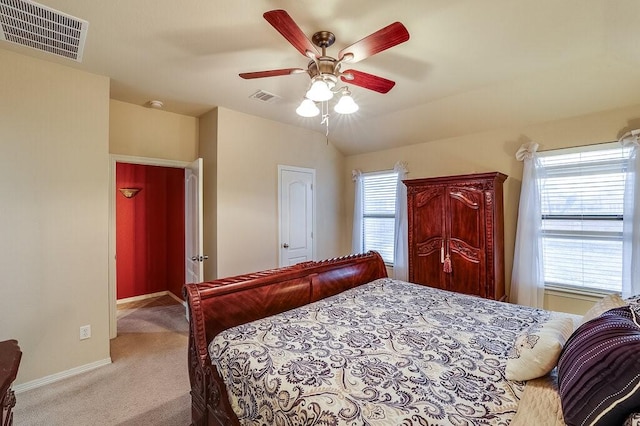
[240,9,410,100]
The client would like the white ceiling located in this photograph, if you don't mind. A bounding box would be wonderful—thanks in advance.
[4,0,640,155]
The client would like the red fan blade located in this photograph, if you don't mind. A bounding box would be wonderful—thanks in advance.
[263,10,319,59]
[341,69,396,94]
[338,22,409,63]
[239,68,305,79]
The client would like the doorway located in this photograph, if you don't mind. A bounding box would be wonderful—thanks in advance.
[115,162,185,300]
[108,155,201,339]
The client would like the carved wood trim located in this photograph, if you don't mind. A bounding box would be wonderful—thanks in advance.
[415,187,441,208]
[484,190,496,298]
[417,237,442,256]
[449,238,480,263]
[448,187,480,209]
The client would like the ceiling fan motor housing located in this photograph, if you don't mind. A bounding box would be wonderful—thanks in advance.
[308,58,340,80]
[308,30,341,85]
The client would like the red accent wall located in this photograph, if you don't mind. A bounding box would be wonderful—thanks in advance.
[116,163,185,300]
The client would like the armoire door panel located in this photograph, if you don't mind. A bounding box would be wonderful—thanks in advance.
[413,187,446,243]
[447,187,484,251]
[409,186,447,289]
[415,237,446,289]
[448,250,485,296]
[447,238,484,296]
[413,251,445,289]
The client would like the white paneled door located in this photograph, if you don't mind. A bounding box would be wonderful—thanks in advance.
[185,158,204,285]
[278,166,315,267]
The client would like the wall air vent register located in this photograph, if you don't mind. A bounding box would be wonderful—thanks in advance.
[0,0,88,62]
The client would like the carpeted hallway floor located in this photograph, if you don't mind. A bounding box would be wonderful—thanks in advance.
[13,296,192,425]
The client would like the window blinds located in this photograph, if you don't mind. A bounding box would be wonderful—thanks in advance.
[538,143,629,293]
[362,172,398,264]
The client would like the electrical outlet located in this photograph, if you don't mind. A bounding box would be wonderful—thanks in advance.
[80,325,91,340]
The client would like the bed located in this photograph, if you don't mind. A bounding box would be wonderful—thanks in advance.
[184,251,640,426]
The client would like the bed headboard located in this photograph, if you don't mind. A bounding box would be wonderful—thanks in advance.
[183,251,388,425]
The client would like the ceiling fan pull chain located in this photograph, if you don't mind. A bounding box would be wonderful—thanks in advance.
[321,101,330,137]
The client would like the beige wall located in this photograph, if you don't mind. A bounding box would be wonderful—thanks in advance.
[109,99,198,162]
[0,50,111,384]
[215,108,345,278]
[345,103,640,314]
[198,108,219,281]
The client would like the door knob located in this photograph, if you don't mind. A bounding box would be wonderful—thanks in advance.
[283,243,289,248]
[191,255,209,262]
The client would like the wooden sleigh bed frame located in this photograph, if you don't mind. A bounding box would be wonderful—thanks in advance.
[183,251,388,426]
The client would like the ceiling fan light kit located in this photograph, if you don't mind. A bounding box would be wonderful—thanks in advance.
[305,76,336,102]
[240,9,409,135]
[296,98,320,117]
[333,89,359,115]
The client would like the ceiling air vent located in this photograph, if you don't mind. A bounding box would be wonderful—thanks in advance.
[0,0,88,62]
[249,90,280,103]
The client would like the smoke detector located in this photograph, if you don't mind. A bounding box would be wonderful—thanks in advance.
[147,100,164,109]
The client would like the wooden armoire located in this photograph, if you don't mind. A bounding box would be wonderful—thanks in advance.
[405,172,507,301]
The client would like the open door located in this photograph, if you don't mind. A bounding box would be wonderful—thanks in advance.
[185,158,204,285]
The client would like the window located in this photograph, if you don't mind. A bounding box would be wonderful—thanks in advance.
[360,171,398,264]
[538,143,630,293]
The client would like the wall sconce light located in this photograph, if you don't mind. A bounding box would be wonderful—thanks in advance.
[119,188,141,199]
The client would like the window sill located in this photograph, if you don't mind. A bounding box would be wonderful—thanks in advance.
[544,284,616,302]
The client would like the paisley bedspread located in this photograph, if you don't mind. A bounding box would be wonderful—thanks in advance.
[210,278,561,425]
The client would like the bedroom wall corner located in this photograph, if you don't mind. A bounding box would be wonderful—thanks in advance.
[198,108,219,281]
[215,107,346,278]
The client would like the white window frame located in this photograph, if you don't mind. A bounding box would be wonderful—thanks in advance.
[538,142,630,295]
[360,170,398,265]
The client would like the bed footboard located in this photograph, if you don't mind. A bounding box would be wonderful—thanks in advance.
[183,251,388,426]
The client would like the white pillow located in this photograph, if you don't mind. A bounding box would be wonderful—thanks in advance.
[580,293,626,325]
[505,317,574,381]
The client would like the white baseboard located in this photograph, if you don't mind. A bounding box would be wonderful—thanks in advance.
[117,290,185,306]
[14,357,112,394]
[168,291,186,306]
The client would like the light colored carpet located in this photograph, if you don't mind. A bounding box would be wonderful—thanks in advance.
[14,303,192,425]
